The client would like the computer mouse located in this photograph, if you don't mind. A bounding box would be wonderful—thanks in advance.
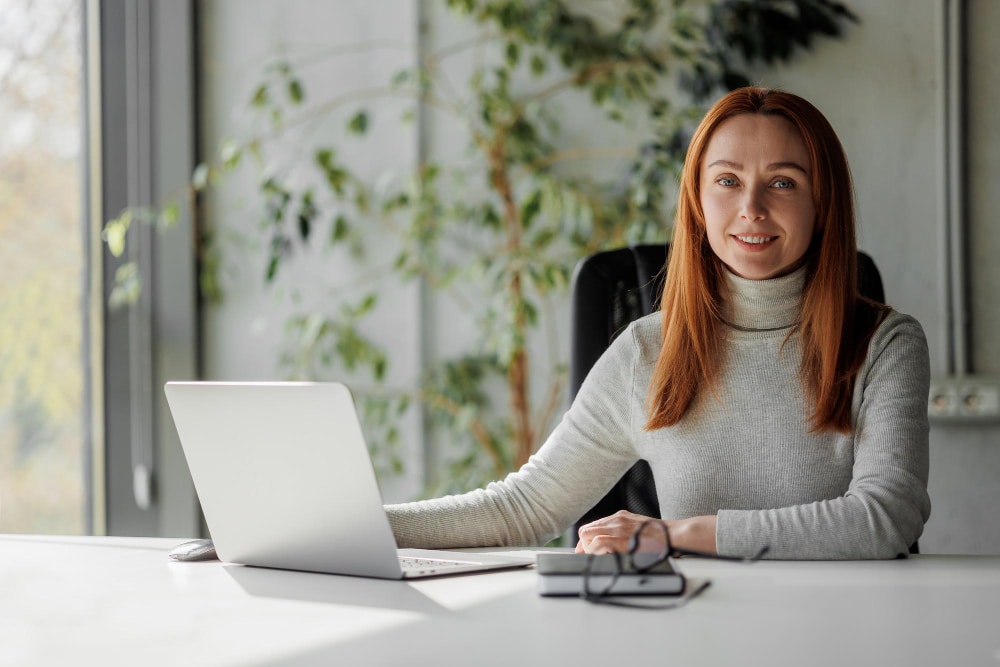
[168,538,218,562]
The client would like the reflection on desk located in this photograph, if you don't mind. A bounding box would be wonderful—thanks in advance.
[2,534,999,667]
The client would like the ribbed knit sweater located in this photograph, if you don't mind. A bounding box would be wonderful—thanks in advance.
[386,267,932,559]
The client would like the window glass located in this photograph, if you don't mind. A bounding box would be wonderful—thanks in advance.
[0,0,86,534]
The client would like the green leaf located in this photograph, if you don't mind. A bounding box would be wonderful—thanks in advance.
[530,54,546,76]
[315,148,334,167]
[482,205,501,229]
[348,110,369,135]
[357,293,377,315]
[355,188,370,214]
[531,228,556,248]
[102,210,132,257]
[266,255,280,282]
[198,250,222,304]
[446,0,475,15]
[299,313,326,347]
[288,78,305,104]
[220,138,241,169]
[158,203,179,229]
[520,190,542,229]
[331,215,349,243]
[251,84,268,108]
[108,262,141,309]
[191,163,210,191]
[522,299,539,326]
[391,69,411,87]
[373,355,387,381]
[546,264,568,290]
[297,190,316,241]
[505,42,520,67]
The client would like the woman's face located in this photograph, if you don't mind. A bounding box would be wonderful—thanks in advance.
[699,113,816,281]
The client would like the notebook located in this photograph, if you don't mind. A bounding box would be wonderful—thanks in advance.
[163,381,533,579]
[536,552,686,596]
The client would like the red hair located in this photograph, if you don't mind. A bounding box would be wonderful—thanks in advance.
[646,87,883,433]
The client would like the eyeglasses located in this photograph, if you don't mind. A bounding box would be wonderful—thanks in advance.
[581,520,769,610]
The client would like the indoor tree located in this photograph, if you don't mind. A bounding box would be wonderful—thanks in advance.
[105,0,857,493]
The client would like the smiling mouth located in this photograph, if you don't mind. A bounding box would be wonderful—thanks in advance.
[733,234,777,245]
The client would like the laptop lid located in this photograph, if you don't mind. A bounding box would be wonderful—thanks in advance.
[164,381,414,579]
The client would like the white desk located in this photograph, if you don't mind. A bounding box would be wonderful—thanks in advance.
[2,535,998,667]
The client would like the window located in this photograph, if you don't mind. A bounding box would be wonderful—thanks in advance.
[0,0,200,538]
[0,0,87,534]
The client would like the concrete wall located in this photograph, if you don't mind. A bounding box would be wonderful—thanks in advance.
[198,0,1000,551]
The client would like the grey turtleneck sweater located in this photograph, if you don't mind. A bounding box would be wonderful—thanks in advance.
[386,268,931,559]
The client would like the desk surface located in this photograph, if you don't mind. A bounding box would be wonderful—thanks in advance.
[2,534,999,667]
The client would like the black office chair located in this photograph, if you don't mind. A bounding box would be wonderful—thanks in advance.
[567,244,900,547]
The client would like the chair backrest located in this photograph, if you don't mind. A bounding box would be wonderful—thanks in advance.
[568,244,887,538]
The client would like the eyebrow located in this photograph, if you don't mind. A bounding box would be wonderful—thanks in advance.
[705,159,809,175]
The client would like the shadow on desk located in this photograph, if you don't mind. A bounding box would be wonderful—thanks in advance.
[225,564,455,615]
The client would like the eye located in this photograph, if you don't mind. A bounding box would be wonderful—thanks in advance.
[716,176,737,187]
[771,178,795,190]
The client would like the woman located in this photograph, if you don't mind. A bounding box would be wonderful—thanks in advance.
[386,87,931,560]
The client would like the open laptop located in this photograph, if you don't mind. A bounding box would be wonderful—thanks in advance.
[163,381,533,579]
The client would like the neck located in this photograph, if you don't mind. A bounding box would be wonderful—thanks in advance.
[720,266,805,333]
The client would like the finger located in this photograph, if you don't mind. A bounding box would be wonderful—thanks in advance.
[579,511,624,531]
[583,534,627,555]
[580,510,647,537]
[575,539,585,553]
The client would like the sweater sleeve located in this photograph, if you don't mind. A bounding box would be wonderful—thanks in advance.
[716,313,932,559]
[384,323,645,548]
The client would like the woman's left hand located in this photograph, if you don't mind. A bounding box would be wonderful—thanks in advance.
[575,510,718,555]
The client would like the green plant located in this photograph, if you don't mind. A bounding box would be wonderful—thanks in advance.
[105,0,856,494]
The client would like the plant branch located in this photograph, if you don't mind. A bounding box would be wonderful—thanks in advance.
[422,391,506,477]
[431,30,500,63]
[274,39,415,69]
[528,146,638,171]
[533,370,566,452]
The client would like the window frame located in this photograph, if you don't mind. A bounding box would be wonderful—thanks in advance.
[88,0,200,537]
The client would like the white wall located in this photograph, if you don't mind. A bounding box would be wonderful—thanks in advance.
[198,0,1000,551]
[930,0,1000,554]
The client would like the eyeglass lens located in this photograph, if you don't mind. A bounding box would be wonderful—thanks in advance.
[630,520,670,570]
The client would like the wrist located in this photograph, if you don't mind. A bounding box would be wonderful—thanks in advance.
[668,515,718,555]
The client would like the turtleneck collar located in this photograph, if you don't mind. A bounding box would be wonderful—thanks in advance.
[720,265,806,334]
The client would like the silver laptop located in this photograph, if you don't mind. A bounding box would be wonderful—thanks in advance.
[164,381,533,579]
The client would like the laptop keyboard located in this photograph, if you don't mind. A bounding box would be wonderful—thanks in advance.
[398,556,478,576]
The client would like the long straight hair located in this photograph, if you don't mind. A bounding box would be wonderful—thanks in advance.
[646,87,882,433]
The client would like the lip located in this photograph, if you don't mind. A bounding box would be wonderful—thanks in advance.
[732,234,777,251]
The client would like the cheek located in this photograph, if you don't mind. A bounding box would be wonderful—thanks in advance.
[789,209,816,257]
[796,204,817,243]
[702,215,728,258]
[699,193,725,233]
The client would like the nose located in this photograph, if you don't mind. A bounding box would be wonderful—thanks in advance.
[739,187,767,222]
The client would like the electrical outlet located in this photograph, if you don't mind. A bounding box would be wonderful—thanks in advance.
[928,376,1000,422]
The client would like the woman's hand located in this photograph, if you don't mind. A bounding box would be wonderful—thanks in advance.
[575,510,718,555]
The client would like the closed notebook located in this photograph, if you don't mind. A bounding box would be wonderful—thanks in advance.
[536,552,686,596]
